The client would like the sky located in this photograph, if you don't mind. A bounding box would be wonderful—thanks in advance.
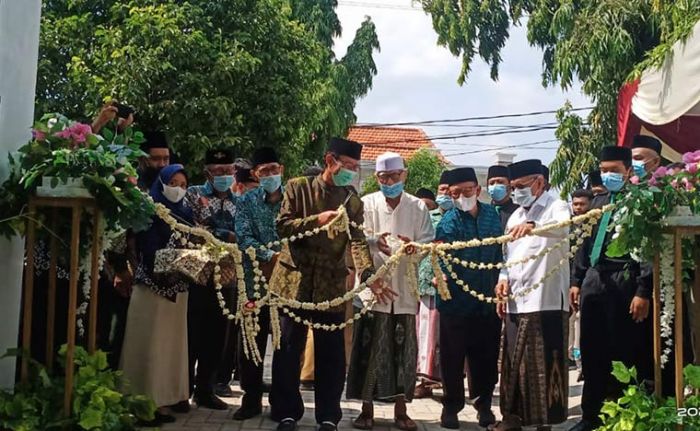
[334,0,591,168]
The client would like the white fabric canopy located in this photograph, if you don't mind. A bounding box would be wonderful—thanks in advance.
[632,19,700,125]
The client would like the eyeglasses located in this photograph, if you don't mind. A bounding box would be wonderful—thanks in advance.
[511,177,537,190]
[335,158,360,172]
[376,171,404,182]
[256,163,282,177]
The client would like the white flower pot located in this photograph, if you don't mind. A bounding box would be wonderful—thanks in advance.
[663,205,700,227]
[36,176,92,198]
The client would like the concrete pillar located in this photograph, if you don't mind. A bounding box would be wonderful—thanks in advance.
[0,0,42,389]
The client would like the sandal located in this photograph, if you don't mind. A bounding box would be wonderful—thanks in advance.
[488,415,522,431]
[394,414,418,431]
[352,414,374,430]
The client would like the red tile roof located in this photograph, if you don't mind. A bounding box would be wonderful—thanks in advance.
[347,126,443,162]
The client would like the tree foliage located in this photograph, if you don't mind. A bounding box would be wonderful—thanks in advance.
[362,148,446,196]
[422,0,700,195]
[37,0,379,176]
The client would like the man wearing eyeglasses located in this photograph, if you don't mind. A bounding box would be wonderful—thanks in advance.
[270,138,396,431]
[232,147,285,421]
[434,167,503,430]
[493,159,571,431]
[346,152,434,431]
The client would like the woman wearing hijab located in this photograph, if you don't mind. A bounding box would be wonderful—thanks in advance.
[120,164,194,425]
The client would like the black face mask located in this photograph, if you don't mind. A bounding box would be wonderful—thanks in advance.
[138,166,161,189]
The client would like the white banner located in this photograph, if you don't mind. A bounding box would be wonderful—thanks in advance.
[0,0,42,390]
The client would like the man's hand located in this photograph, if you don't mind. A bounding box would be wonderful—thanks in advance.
[397,234,416,255]
[497,301,507,319]
[495,279,510,299]
[92,104,118,133]
[377,232,392,255]
[369,278,397,305]
[508,222,534,240]
[570,286,581,312]
[317,210,339,227]
[630,296,650,323]
[113,270,133,298]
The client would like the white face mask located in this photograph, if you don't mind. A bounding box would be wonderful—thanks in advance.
[455,195,477,212]
[513,187,536,207]
[162,182,187,203]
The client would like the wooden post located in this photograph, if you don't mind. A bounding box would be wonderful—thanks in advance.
[87,210,101,353]
[674,231,685,415]
[653,253,662,398]
[20,201,37,382]
[64,206,81,416]
[46,210,59,373]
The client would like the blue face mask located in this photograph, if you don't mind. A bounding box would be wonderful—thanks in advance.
[259,174,282,193]
[632,160,647,178]
[212,175,234,192]
[488,184,508,202]
[435,194,453,211]
[379,182,404,198]
[601,172,625,192]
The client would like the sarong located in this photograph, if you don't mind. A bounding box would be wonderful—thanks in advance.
[346,310,417,402]
[500,310,569,426]
[416,295,441,383]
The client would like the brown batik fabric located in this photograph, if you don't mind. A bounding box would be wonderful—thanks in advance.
[500,310,569,426]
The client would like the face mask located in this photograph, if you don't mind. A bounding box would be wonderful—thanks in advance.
[488,184,508,202]
[380,181,404,198]
[436,194,454,211]
[212,175,234,192]
[455,195,477,212]
[601,172,625,192]
[161,181,187,203]
[513,187,536,207]
[332,167,357,187]
[632,160,647,178]
[259,174,282,193]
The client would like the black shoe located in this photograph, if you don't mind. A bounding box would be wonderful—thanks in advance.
[318,422,337,431]
[215,382,235,398]
[138,411,176,427]
[233,404,262,421]
[169,400,191,413]
[440,411,460,429]
[568,420,598,431]
[193,392,229,410]
[300,380,314,391]
[262,382,272,393]
[477,409,496,427]
[277,418,298,431]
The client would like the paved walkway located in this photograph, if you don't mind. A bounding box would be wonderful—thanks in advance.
[160,361,582,431]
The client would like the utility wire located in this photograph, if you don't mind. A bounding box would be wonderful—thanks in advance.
[438,139,560,158]
[355,106,593,127]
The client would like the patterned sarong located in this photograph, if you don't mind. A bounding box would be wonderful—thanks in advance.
[500,310,569,426]
[346,310,417,402]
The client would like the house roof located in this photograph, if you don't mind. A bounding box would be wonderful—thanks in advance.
[347,126,443,162]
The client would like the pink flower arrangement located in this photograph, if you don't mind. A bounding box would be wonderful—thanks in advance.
[629,175,640,185]
[53,122,94,147]
[687,163,699,175]
[32,129,46,141]
[681,150,700,165]
[653,166,669,178]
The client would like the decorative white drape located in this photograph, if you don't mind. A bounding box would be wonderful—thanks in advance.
[0,0,42,390]
[632,20,700,125]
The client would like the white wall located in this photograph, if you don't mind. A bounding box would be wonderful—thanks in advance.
[0,0,42,389]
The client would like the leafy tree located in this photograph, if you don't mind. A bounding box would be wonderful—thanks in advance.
[36,0,379,176]
[362,148,446,196]
[421,0,700,195]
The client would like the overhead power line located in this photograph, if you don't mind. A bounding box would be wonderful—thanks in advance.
[355,106,593,127]
[439,139,560,158]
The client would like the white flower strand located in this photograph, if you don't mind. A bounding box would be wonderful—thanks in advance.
[659,234,675,367]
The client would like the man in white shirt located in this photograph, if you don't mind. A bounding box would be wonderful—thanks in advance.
[493,159,571,431]
[346,152,435,431]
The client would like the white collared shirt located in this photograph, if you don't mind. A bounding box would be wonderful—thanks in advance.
[357,191,435,314]
[500,192,570,314]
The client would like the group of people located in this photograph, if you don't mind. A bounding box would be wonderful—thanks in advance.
[85,104,690,431]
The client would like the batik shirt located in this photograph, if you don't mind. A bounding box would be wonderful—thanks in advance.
[276,175,374,312]
[186,182,238,242]
[235,186,283,299]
